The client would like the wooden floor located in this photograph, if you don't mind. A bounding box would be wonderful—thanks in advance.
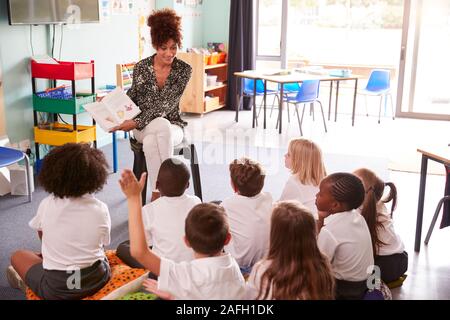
[182,102,450,299]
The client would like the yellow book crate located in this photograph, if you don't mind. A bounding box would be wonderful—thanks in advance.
[34,123,96,146]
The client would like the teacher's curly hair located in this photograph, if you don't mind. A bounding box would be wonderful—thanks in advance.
[147,8,183,49]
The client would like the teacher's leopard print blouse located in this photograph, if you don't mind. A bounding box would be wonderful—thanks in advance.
[127,54,192,130]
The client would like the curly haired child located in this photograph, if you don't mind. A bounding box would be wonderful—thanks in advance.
[8,143,111,300]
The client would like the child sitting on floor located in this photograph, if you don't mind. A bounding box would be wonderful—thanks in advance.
[8,143,111,300]
[221,157,273,274]
[279,138,327,218]
[119,169,246,300]
[246,201,335,300]
[116,158,201,268]
[315,172,374,300]
[353,168,408,284]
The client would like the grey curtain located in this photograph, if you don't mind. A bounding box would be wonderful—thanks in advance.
[226,0,255,111]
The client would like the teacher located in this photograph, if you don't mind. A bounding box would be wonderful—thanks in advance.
[111,8,192,202]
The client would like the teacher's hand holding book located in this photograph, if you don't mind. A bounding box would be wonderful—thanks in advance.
[84,88,141,132]
[110,119,137,133]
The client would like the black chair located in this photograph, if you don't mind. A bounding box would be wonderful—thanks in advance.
[130,137,202,205]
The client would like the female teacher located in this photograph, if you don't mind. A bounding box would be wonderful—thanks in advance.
[111,8,192,202]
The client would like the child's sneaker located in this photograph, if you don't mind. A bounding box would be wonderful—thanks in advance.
[6,266,27,293]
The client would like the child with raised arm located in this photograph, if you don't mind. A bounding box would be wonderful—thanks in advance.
[315,172,374,300]
[116,158,201,268]
[119,170,246,300]
[221,157,273,274]
[8,143,111,300]
[279,138,327,218]
[353,168,408,283]
[246,201,335,300]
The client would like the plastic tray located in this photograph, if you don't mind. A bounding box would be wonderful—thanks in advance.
[33,93,96,115]
[31,59,94,80]
[34,123,96,146]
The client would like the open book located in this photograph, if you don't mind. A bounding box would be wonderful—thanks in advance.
[84,88,141,132]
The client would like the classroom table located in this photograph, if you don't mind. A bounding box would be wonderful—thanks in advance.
[414,146,450,252]
[234,71,362,134]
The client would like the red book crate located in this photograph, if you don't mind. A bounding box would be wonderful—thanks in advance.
[31,60,94,80]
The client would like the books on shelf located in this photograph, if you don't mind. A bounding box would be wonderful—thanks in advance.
[84,88,140,132]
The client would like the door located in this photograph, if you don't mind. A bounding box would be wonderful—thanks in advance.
[397,0,450,120]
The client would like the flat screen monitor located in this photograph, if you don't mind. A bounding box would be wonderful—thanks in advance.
[7,0,101,25]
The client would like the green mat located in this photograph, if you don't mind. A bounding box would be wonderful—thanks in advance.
[118,292,158,300]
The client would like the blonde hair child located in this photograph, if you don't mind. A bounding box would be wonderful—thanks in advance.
[279,138,327,217]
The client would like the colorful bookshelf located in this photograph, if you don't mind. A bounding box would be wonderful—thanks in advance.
[116,63,136,91]
[31,59,97,166]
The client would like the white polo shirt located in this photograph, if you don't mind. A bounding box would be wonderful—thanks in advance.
[279,175,319,219]
[245,260,272,300]
[29,194,111,271]
[222,192,273,268]
[317,209,374,281]
[158,253,246,300]
[142,194,201,263]
[376,203,405,256]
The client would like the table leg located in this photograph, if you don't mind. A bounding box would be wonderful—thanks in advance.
[235,76,239,122]
[263,80,267,129]
[112,132,118,173]
[279,84,284,134]
[335,81,340,122]
[414,155,429,252]
[352,78,358,126]
[328,81,333,121]
[253,79,257,128]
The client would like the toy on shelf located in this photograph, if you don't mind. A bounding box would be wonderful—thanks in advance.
[116,63,136,91]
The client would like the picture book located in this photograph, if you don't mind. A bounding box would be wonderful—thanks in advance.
[84,88,140,132]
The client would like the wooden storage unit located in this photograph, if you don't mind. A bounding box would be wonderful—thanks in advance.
[177,52,227,114]
[31,59,97,165]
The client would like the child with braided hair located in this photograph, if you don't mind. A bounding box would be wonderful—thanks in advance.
[353,168,407,284]
[315,172,374,300]
[222,157,273,275]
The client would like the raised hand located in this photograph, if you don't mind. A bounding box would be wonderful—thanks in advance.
[119,169,147,198]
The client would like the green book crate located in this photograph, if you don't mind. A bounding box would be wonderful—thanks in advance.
[33,93,96,115]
